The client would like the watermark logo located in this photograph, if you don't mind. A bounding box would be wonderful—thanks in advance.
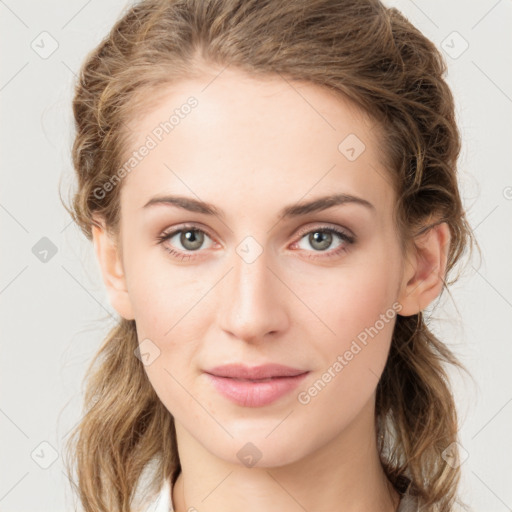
[237,442,263,467]
[32,237,58,263]
[236,236,264,264]
[134,338,161,366]
[31,31,59,59]
[338,133,366,161]
[30,441,59,469]
[441,31,469,60]
[441,441,469,468]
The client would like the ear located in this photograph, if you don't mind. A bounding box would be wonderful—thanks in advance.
[397,221,451,317]
[91,215,135,320]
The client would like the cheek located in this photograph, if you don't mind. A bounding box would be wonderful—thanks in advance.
[123,249,202,399]
[124,243,201,329]
[321,287,396,380]
[295,288,396,429]
[134,299,202,420]
[303,251,399,392]
[315,259,398,340]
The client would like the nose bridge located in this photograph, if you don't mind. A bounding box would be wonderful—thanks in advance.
[218,236,287,341]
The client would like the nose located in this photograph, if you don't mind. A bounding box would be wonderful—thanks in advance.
[217,244,289,344]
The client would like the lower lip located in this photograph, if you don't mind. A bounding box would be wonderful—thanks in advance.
[205,372,309,407]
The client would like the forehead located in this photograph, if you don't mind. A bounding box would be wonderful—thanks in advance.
[119,68,394,217]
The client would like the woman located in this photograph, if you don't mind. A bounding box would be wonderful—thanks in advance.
[62,0,477,511]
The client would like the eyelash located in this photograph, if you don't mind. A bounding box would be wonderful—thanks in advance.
[156,224,355,262]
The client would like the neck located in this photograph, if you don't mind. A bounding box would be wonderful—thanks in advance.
[171,395,400,512]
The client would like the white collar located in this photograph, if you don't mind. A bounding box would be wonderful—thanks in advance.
[144,477,173,512]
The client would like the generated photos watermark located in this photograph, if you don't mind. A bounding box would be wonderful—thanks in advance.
[297,301,403,405]
[93,96,199,200]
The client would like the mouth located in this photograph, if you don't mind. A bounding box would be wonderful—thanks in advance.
[203,365,310,407]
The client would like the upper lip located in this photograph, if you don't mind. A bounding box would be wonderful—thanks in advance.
[204,363,309,380]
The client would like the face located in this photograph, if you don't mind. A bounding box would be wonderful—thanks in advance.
[95,67,423,468]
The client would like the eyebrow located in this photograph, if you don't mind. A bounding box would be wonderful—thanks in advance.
[142,193,376,219]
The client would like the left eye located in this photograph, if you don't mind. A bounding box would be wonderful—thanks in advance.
[293,227,355,255]
[156,225,355,260]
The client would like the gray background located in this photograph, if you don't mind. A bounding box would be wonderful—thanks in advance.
[1,0,511,510]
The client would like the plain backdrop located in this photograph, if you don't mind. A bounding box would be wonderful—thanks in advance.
[1,1,511,511]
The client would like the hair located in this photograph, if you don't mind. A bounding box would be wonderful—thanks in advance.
[61,1,480,511]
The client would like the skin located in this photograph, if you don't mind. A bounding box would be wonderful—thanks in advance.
[92,67,450,512]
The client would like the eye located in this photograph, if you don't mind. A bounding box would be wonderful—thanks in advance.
[291,225,355,260]
[156,224,216,261]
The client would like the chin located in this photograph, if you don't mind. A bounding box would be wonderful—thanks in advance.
[200,430,311,469]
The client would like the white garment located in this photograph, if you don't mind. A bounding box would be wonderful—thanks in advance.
[143,477,419,512]
[144,477,174,512]
[396,491,420,512]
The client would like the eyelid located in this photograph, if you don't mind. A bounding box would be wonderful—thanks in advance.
[160,222,216,239]
[293,222,355,242]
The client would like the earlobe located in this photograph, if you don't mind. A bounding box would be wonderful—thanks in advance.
[91,217,135,320]
[397,222,451,317]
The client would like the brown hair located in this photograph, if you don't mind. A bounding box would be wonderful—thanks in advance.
[61,1,479,511]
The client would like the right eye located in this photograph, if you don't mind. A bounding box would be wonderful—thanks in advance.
[156,225,217,260]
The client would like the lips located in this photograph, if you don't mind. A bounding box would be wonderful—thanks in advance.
[203,363,310,407]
